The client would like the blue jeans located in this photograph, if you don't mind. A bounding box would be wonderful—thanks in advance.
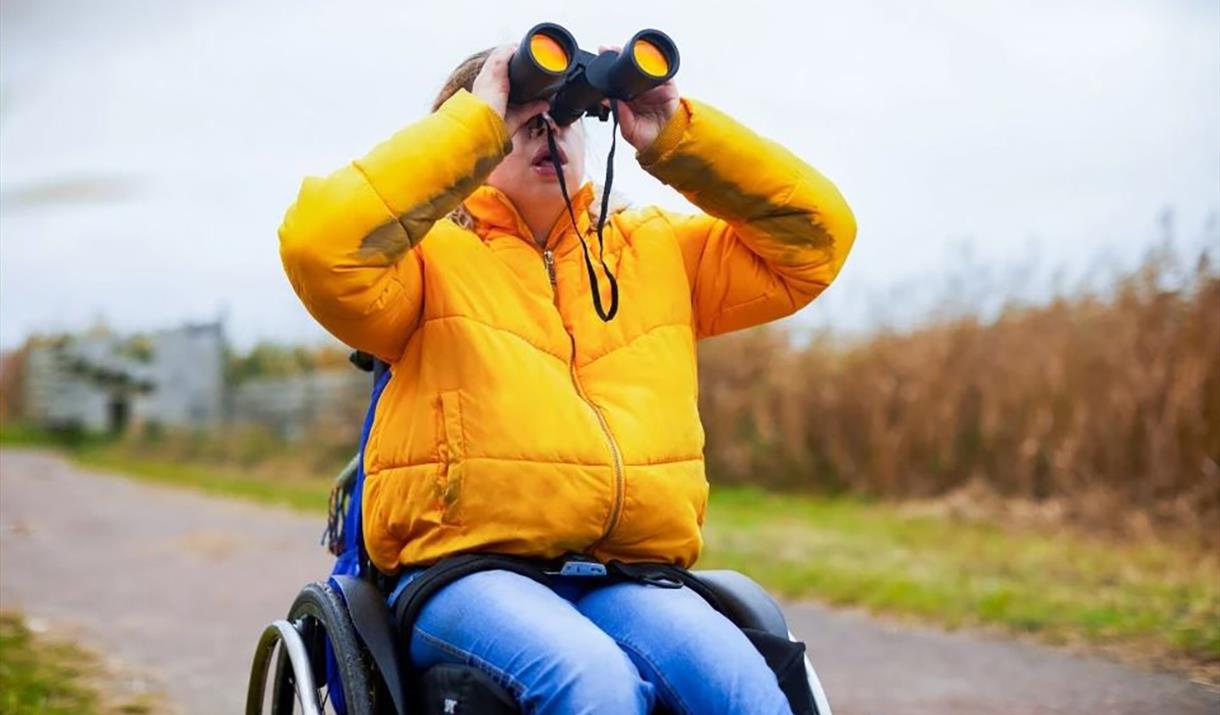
[387,568,794,715]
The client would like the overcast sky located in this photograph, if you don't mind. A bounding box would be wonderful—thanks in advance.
[1,0,1217,349]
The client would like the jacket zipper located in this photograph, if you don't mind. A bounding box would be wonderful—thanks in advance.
[541,249,626,547]
[543,249,557,287]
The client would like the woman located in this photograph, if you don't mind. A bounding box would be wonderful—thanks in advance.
[280,42,855,715]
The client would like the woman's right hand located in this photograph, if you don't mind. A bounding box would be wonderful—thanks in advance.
[472,45,550,136]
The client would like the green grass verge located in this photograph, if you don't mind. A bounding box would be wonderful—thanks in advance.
[0,612,155,715]
[5,435,1217,673]
[73,449,333,513]
[0,424,103,449]
[0,612,101,715]
[699,486,1220,667]
[0,424,333,513]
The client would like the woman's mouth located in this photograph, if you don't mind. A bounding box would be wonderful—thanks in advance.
[531,145,567,179]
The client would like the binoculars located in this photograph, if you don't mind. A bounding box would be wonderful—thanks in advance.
[508,23,680,126]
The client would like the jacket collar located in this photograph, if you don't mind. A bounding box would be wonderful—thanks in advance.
[463,182,595,251]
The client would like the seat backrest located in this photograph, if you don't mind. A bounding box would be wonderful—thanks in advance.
[329,356,391,581]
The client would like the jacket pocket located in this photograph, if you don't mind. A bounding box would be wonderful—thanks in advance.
[437,390,465,525]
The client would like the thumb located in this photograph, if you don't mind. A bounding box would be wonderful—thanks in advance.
[614,99,636,128]
[505,99,549,133]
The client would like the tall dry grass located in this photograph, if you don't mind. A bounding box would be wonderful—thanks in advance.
[697,247,1220,537]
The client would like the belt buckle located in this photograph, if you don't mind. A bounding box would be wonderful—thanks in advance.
[546,557,608,578]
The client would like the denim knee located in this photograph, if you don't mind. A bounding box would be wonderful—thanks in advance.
[529,634,654,715]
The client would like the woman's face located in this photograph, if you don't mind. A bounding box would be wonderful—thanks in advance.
[487,114,586,217]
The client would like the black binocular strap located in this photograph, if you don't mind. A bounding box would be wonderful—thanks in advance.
[545,102,620,322]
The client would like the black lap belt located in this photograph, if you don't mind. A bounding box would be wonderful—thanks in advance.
[605,560,727,613]
[391,554,725,642]
[391,554,553,640]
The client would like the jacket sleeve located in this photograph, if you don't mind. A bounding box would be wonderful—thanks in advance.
[278,89,512,361]
[637,98,856,338]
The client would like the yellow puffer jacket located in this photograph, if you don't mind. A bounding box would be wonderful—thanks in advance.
[280,89,855,574]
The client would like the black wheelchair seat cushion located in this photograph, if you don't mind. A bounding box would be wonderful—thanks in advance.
[691,569,790,636]
[416,663,517,715]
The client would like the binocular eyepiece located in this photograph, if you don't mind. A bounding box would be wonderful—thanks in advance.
[508,23,679,126]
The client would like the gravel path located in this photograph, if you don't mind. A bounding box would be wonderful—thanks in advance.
[1,449,1216,714]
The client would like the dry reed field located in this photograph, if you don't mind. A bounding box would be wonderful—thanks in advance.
[698,247,1220,541]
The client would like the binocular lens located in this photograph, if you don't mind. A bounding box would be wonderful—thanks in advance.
[632,39,670,78]
[509,23,578,104]
[529,33,570,73]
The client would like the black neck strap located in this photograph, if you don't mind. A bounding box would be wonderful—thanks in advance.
[545,101,620,322]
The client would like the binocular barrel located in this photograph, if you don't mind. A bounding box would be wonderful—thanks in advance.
[508,24,680,126]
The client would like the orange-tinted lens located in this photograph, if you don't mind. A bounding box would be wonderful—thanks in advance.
[529,33,569,73]
[633,39,669,77]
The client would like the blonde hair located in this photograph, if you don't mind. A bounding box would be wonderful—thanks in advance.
[433,49,628,231]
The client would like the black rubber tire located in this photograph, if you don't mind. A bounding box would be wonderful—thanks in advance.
[269,581,378,715]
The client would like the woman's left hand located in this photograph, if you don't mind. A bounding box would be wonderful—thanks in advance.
[599,45,680,152]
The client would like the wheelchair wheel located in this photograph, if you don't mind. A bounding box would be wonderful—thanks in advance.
[269,581,378,715]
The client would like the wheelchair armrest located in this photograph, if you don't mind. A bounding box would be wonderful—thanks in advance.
[691,570,791,638]
[330,575,407,715]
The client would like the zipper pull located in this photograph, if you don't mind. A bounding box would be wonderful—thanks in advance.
[543,249,557,287]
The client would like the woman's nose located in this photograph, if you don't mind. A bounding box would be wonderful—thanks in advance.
[524,114,546,138]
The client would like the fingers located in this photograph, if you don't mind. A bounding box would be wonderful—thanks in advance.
[615,101,635,129]
[636,79,678,100]
[597,44,624,55]
[471,44,518,114]
[504,99,550,134]
[520,99,549,120]
[488,44,516,65]
[479,44,516,83]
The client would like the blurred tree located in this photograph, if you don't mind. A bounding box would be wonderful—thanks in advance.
[226,341,353,384]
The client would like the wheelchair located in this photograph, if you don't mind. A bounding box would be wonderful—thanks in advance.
[245,354,834,715]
